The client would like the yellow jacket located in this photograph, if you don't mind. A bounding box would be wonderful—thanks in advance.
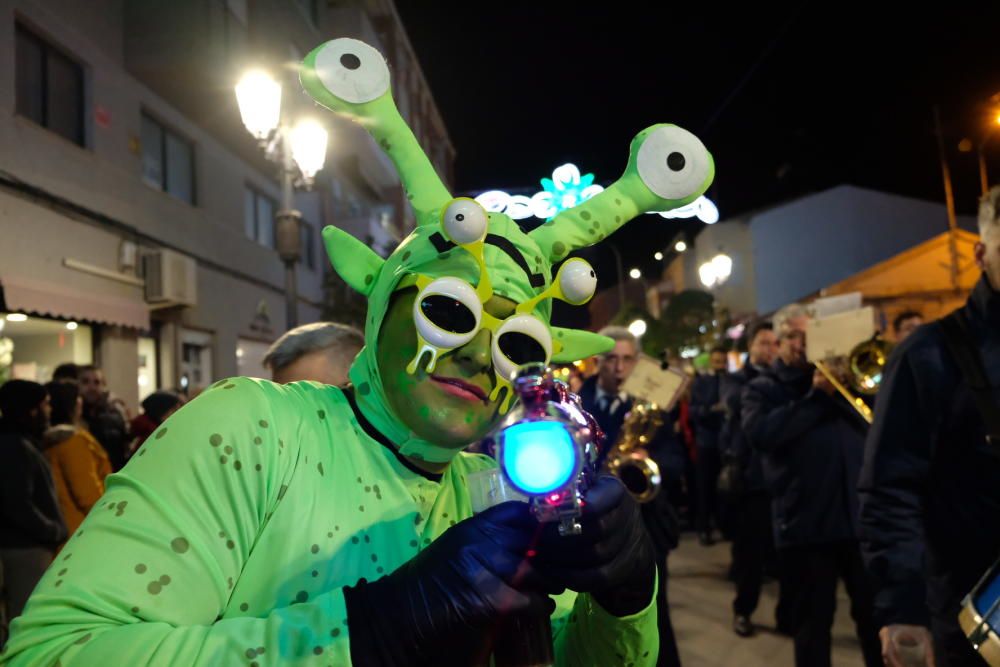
[42,425,112,537]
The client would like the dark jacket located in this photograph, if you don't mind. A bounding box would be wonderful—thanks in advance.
[689,371,729,450]
[579,375,633,465]
[84,399,129,471]
[720,363,768,492]
[742,359,868,549]
[0,420,67,549]
[858,276,1000,644]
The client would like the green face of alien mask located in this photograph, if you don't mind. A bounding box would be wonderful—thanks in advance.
[299,38,715,464]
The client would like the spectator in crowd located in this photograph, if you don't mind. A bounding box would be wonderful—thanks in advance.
[263,322,364,386]
[78,365,130,471]
[0,380,66,640]
[128,391,184,458]
[51,363,79,382]
[41,381,111,540]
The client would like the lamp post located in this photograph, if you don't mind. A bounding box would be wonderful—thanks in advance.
[235,70,329,329]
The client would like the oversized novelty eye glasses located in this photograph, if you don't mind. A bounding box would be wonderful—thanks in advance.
[397,198,598,412]
[409,275,553,385]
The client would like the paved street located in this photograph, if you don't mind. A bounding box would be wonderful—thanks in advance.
[669,534,868,667]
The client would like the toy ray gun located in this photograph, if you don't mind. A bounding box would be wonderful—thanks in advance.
[480,362,602,536]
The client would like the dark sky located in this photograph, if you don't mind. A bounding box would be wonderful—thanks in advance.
[394,2,1000,302]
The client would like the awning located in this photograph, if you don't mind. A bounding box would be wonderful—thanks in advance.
[0,276,150,330]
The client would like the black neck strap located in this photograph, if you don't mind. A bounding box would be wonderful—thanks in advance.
[939,310,1000,446]
[342,387,443,483]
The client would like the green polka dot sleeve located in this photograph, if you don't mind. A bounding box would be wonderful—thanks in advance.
[552,573,659,666]
[0,378,353,666]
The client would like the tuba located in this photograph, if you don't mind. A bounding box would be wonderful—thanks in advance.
[604,402,663,503]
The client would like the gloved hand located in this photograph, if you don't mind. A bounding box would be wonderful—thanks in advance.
[532,475,656,616]
[343,501,559,667]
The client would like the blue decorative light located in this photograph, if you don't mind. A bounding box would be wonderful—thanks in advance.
[500,421,578,495]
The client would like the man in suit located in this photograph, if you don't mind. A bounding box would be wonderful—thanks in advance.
[579,326,683,667]
[579,325,638,463]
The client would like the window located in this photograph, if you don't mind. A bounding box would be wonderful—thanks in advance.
[244,185,275,249]
[300,221,316,270]
[179,329,213,392]
[15,23,85,146]
[141,113,195,204]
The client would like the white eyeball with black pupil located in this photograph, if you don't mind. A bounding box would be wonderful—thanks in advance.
[637,125,711,201]
[313,38,390,104]
[442,199,488,245]
[491,315,552,384]
[557,258,597,305]
[413,277,482,350]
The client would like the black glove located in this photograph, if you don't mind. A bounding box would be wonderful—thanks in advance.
[343,501,559,667]
[532,476,656,616]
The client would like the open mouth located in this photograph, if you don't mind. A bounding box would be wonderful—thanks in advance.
[430,375,488,403]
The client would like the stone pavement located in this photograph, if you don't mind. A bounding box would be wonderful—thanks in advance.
[667,533,868,666]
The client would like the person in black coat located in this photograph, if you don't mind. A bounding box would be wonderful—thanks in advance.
[720,322,778,637]
[0,380,66,643]
[742,325,881,667]
[579,326,682,667]
[78,365,130,471]
[688,346,732,545]
[859,190,1000,667]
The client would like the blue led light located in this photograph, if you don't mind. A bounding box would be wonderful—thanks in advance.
[500,421,578,495]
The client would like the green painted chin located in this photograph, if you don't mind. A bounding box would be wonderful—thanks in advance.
[376,289,504,450]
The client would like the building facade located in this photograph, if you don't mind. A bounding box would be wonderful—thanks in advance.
[0,0,454,411]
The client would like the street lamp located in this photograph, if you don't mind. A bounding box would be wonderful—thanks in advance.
[675,240,687,253]
[235,70,329,329]
[629,268,642,280]
[698,253,733,288]
[627,318,647,338]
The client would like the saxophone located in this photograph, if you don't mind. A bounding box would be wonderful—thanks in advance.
[604,402,664,503]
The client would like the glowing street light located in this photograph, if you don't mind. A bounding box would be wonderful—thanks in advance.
[675,240,687,252]
[699,253,733,288]
[629,268,642,280]
[628,319,648,338]
[235,69,330,328]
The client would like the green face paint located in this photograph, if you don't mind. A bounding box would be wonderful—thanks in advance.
[378,289,513,449]
[298,37,715,464]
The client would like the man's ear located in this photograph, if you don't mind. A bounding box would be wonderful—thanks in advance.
[975,241,986,270]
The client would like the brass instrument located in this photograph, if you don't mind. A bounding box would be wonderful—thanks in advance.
[813,336,893,425]
[605,402,663,503]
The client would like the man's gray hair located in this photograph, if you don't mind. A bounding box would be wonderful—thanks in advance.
[772,303,811,336]
[597,325,638,353]
[263,322,364,373]
[979,185,1000,240]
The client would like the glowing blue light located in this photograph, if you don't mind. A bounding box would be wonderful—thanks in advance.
[500,421,578,495]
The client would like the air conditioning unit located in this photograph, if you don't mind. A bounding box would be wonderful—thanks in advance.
[143,249,197,307]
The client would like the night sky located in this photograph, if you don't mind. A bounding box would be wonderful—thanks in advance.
[394,2,1000,295]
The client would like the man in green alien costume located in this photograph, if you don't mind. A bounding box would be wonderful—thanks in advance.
[0,39,713,667]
